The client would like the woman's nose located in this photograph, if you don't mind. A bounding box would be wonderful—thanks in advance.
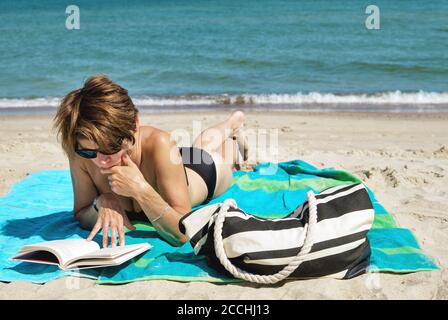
[97,153,111,164]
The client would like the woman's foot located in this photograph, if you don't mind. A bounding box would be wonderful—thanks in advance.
[229,110,249,162]
[233,128,248,162]
[229,110,246,132]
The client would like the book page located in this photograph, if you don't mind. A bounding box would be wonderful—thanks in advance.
[68,243,151,269]
[17,239,100,266]
[79,243,152,260]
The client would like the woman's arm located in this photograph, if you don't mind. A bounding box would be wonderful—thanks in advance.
[101,132,192,246]
[134,132,192,246]
[69,155,135,247]
[134,184,189,246]
[69,155,99,230]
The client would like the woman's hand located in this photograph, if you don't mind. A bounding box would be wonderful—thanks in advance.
[86,193,135,248]
[100,153,150,198]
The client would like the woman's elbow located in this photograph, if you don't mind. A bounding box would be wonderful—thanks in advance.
[178,234,189,246]
[169,208,190,246]
[170,233,188,247]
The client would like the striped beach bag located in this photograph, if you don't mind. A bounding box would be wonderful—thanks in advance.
[179,183,375,283]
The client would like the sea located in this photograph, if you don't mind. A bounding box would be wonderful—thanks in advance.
[1,0,447,114]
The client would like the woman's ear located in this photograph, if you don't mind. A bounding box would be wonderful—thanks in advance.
[136,114,141,128]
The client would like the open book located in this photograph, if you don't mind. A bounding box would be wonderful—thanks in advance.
[11,239,152,270]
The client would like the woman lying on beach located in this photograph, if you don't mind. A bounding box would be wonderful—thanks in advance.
[53,75,248,247]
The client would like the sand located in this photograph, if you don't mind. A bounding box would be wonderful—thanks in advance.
[0,110,447,299]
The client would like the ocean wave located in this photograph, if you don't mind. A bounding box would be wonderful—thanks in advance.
[1,91,448,109]
[0,97,61,108]
[233,91,448,105]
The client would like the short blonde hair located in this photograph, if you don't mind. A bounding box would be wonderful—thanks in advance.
[53,74,139,156]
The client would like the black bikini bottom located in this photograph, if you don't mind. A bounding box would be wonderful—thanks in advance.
[125,146,217,222]
[179,146,217,203]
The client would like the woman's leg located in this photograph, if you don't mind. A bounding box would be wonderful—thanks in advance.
[191,110,249,200]
[192,110,247,165]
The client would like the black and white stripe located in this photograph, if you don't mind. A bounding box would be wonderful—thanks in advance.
[179,183,374,280]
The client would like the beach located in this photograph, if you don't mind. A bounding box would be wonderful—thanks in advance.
[0,109,446,299]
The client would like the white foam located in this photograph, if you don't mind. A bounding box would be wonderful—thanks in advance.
[237,91,448,105]
[1,91,448,109]
[0,97,61,108]
[132,96,217,106]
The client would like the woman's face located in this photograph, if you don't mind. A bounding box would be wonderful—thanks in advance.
[76,138,128,169]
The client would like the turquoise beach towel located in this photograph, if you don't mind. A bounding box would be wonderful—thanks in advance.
[0,160,438,284]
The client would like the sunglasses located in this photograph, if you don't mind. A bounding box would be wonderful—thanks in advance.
[75,137,124,159]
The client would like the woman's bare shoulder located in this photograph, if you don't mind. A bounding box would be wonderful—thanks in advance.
[140,126,173,153]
